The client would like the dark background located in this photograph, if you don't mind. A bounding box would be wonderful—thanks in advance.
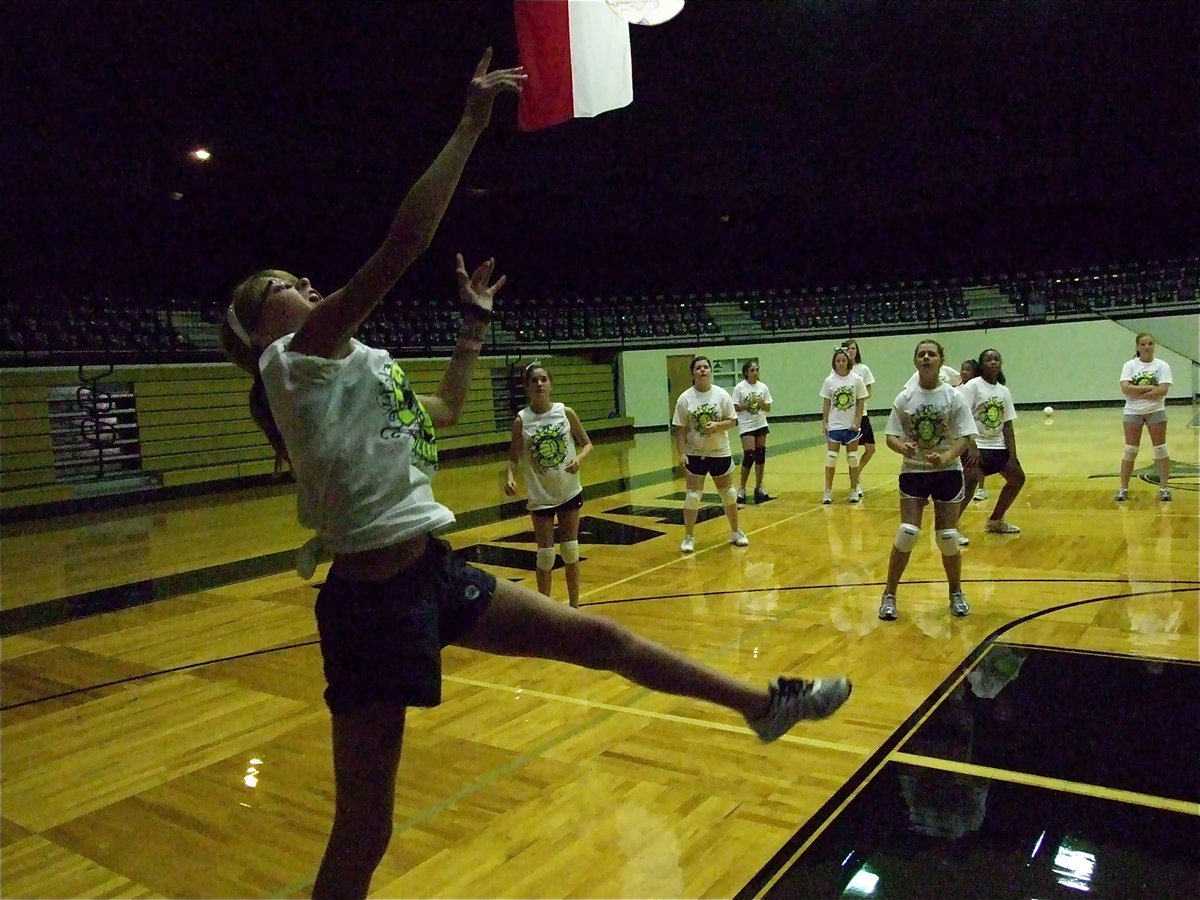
[7,0,1198,304]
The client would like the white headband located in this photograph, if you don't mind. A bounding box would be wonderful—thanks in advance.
[226,304,254,347]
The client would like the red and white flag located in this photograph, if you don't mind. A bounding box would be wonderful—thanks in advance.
[515,0,633,132]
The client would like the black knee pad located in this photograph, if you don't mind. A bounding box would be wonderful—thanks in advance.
[742,453,755,471]
[756,447,766,464]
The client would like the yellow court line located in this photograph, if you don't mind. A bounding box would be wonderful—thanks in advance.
[890,750,1200,816]
[443,673,871,755]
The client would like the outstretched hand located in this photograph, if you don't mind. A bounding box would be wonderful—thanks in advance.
[456,254,505,320]
[463,47,527,129]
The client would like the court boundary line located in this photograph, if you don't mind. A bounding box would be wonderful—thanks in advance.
[4,581,1196,712]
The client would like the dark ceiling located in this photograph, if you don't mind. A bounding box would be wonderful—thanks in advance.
[8,0,1198,302]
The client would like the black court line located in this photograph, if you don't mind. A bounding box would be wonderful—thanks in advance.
[733,583,1200,900]
[5,578,1195,719]
[0,432,829,636]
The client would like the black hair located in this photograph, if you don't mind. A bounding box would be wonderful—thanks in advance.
[840,338,864,364]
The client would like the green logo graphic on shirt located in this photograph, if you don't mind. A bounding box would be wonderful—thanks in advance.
[1131,371,1158,386]
[529,423,568,471]
[978,397,1006,431]
[832,385,857,411]
[380,361,438,469]
[911,404,946,449]
[746,391,763,413]
[691,402,721,434]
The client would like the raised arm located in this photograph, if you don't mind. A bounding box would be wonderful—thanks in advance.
[420,255,506,427]
[290,50,525,358]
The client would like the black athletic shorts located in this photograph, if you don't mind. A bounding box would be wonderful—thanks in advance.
[858,415,875,445]
[686,455,735,477]
[530,490,584,518]
[898,469,965,503]
[314,537,495,714]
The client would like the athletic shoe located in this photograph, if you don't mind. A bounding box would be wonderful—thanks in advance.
[973,487,988,501]
[949,591,971,617]
[878,593,898,621]
[1159,488,1172,502]
[753,488,771,503]
[822,491,833,505]
[985,519,1021,534]
[730,530,750,547]
[736,488,746,504]
[849,488,861,503]
[958,533,971,546]
[1115,488,1128,501]
[746,676,853,742]
[680,535,695,553]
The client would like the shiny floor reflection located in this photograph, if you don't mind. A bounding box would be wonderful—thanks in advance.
[747,645,1200,899]
[761,762,1198,898]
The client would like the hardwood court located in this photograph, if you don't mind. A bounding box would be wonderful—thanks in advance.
[2,407,1197,898]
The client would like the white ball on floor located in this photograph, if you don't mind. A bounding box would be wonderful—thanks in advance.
[1043,406,1054,416]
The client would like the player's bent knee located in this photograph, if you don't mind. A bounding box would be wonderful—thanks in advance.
[742,454,755,470]
[1123,444,1139,461]
[720,485,739,506]
[1153,443,1169,459]
[847,450,859,468]
[536,547,557,571]
[826,450,840,467]
[559,539,580,565]
[684,490,702,511]
[757,447,766,464]
[935,529,961,557]
[894,523,920,552]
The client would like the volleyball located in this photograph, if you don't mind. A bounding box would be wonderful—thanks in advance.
[1044,406,1053,416]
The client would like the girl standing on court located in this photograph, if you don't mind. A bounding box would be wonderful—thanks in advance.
[878,339,978,622]
[732,359,773,504]
[958,349,1024,537]
[674,355,749,551]
[957,358,987,503]
[1116,332,1172,501]
[820,347,868,504]
[840,339,877,486]
[505,362,593,608]
[219,53,849,900]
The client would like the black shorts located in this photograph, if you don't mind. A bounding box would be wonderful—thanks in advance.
[686,454,735,477]
[858,415,875,445]
[530,490,584,518]
[977,448,1011,477]
[314,537,496,714]
[739,425,770,439]
[898,469,965,503]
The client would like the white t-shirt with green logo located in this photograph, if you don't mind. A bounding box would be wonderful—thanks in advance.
[1120,358,1172,415]
[957,379,1017,450]
[820,371,868,432]
[673,385,735,457]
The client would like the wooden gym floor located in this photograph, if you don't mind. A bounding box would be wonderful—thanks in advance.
[2,406,1197,898]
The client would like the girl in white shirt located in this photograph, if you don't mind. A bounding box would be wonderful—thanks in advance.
[820,347,868,504]
[673,355,748,551]
[218,54,849,898]
[732,360,773,504]
[505,362,593,608]
[957,349,1024,537]
[879,339,978,622]
[1116,332,1173,501]
[841,340,877,484]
